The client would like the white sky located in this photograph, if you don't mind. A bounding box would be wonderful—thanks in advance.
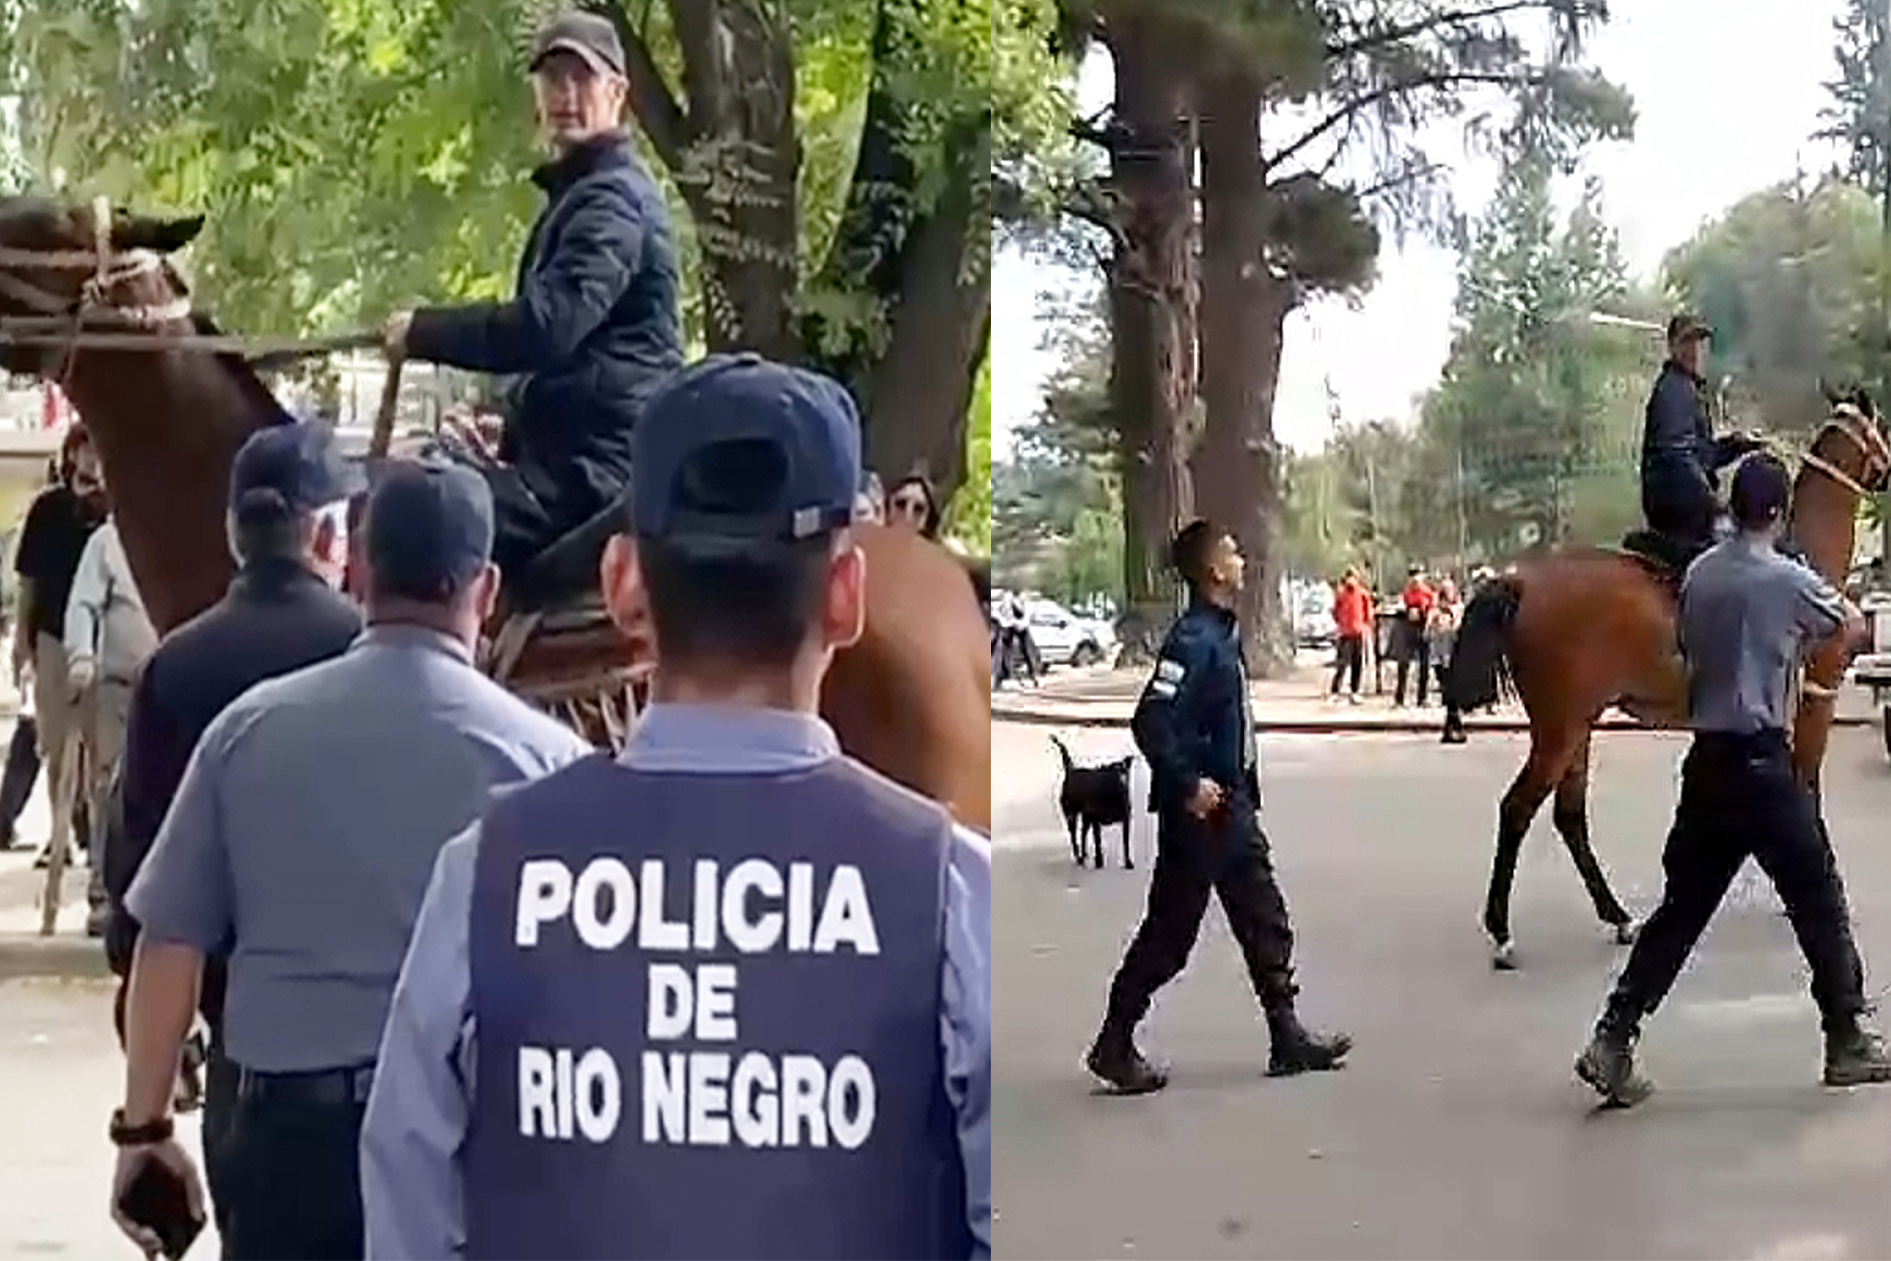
[992,0,1849,456]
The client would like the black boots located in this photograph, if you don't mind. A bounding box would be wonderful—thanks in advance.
[1576,1011,1891,1104]
[1575,1016,1654,1108]
[1087,1008,1353,1092]
[1823,1020,1891,1087]
[1085,1022,1168,1095]
[1265,1008,1352,1077]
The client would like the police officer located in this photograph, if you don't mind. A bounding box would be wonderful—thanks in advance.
[1575,453,1891,1108]
[1639,312,1764,567]
[361,355,991,1260]
[111,459,590,1259]
[102,422,366,1249]
[1087,521,1350,1094]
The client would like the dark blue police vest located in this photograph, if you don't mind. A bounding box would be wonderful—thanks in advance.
[464,752,971,1260]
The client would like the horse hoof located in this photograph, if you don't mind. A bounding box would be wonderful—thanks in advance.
[1491,939,1518,970]
[1612,921,1639,946]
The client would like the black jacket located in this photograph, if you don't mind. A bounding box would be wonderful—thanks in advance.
[1131,598,1259,816]
[406,132,684,531]
[1640,360,1756,514]
[104,560,363,1037]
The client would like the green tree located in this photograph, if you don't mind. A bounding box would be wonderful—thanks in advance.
[1417,149,1652,557]
[1,0,1032,505]
[1663,176,1884,435]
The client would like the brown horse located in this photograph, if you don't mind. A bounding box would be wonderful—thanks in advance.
[1442,388,1891,970]
[0,197,991,831]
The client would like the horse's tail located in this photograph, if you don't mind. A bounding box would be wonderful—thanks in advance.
[1443,575,1524,721]
[1049,734,1074,773]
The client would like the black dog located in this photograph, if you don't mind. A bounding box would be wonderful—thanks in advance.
[1051,736,1134,869]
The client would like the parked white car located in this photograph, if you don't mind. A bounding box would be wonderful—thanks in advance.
[1018,595,1117,668]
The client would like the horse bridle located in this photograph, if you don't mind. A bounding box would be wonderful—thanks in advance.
[1801,400,1891,500]
[0,195,191,383]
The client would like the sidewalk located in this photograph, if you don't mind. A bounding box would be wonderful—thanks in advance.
[992,658,1881,732]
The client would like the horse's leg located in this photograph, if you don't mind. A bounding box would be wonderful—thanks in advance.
[1549,732,1636,944]
[1483,725,1584,970]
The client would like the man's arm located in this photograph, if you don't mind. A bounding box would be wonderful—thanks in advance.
[1787,563,1858,646]
[1646,377,1718,492]
[405,183,644,376]
[62,529,106,678]
[941,825,991,1261]
[120,714,236,1127]
[12,494,47,677]
[1129,628,1211,813]
[363,825,479,1261]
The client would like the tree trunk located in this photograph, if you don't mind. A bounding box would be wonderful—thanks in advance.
[1105,15,1198,663]
[805,0,991,504]
[1193,71,1293,672]
[660,0,801,359]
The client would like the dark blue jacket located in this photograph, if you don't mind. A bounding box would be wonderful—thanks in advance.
[1640,360,1755,518]
[1131,598,1259,816]
[407,132,684,529]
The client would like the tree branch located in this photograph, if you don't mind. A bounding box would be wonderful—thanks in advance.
[589,0,687,169]
[1264,70,1545,171]
[1353,160,1448,201]
[1323,1,1580,61]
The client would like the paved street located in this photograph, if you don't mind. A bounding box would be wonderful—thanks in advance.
[0,978,214,1258]
[996,720,1891,1260]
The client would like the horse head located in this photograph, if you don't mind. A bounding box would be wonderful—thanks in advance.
[0,195,203,377]
[1808,377,1891,498]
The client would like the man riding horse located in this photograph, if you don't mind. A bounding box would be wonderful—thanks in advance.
[380,10,683,605]
[1639,312,1765,573]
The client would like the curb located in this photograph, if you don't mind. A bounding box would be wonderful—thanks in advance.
[991,704,1879,734]
[0,933,110,981]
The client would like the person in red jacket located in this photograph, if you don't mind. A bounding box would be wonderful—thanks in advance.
[1329,567,1371,703]
[1395,563,1436,706]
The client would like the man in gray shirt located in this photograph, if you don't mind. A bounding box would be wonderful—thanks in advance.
[109,459,590,1260]
[1575,452,1891,1108]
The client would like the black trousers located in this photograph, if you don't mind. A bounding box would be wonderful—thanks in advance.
[0,713,36,841]
[1106,803,1298,1029]
[203,1047,238,1257]
[1395,628,1431,705]
[1329,635,1364,695]
[220,1070,370,1260]
[1607,731,1868,1032]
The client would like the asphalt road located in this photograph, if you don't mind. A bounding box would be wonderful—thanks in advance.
[995,720,1891,1260]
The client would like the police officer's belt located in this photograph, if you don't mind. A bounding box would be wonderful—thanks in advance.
[235,1063,375,1107]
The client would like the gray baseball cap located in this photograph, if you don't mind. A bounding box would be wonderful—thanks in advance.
[529,11,626,78]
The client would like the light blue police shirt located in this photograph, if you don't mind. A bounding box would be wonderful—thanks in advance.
[125,623,593,1071]
[360,703,993,1260]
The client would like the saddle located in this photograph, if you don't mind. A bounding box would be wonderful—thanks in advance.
[1619,528,1702,588]
[485,501,651,749]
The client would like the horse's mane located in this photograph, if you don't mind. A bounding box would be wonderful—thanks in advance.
[186,309,296,430]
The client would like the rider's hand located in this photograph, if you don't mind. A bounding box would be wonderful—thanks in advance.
[110,1137,205,1258]
[1185,777,1224,821]
[67,656,95,698]
[382,310,414,359]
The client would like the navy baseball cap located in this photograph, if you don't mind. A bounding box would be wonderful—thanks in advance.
[363,459,495,600]
[1730,451,1791,525]
[629,354,862,555]
[229,422,365,524]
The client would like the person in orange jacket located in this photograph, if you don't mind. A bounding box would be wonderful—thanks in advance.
[1329,567,1372,703]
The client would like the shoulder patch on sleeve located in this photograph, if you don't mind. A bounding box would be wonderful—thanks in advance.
[1155,658,1186,684]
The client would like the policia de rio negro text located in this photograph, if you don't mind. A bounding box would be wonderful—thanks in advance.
[1088,520,1350,1093]
[361,354,991,1260]
[1576,452,1891,1107]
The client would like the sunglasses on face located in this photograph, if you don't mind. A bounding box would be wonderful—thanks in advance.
[891,495,927,516]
